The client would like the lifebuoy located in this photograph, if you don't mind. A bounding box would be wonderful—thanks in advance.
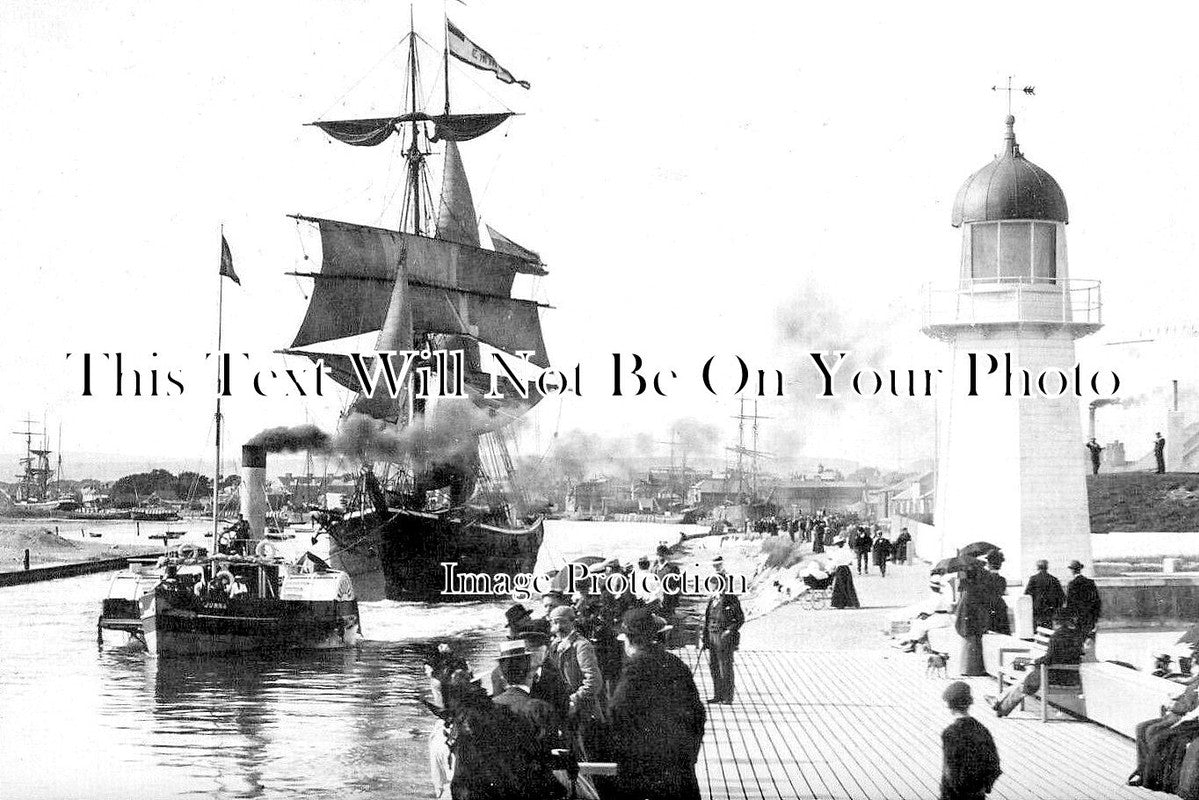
[254,540,277,559]
[213,569,235,587]
[177,543,198,561]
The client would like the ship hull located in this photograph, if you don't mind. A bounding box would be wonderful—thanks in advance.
[328,510,544,602]
[138,590,361,657]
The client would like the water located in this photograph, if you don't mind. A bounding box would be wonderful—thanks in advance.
[0,521,706,800]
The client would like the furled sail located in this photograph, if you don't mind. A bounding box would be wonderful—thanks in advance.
[313,112,513,147]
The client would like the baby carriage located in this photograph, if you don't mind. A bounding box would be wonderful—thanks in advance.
[801,573,833,610]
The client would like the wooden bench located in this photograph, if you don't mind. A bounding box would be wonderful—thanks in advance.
[995,626,1082,722]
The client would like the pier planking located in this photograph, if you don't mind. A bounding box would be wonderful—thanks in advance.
[690,647,1144,800]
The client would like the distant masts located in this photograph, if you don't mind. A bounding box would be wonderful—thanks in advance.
[727,400,772,500]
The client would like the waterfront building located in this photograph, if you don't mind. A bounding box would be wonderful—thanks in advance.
[923,114,1101,582]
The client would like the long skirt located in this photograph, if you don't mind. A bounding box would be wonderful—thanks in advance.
[959,635,986,676]
[830,566,859,609]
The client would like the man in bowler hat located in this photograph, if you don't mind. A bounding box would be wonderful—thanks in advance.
[608,607,706,800]
[701,555,744,704]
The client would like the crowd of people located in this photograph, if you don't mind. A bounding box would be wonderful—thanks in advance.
[427,546,744,800]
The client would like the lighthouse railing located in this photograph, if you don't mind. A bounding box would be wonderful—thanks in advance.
[921,277,1102,330]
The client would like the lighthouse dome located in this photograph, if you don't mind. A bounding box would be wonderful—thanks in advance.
[951,115,1068,227]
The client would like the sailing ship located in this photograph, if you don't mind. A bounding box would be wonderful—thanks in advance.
[1,419,80,517]
[284,16,550,601]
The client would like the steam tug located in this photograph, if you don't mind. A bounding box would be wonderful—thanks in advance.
[98,445,362,656]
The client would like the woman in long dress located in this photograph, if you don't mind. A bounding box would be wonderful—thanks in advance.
[955,565,990,676]
[830,559,860,609]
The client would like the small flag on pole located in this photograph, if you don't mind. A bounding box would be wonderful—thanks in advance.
[219,234,240,285]
[447,20,530,89]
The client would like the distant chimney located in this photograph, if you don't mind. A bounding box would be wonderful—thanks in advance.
[240,444,267,541]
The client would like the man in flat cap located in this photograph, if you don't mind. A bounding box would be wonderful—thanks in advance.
[701,555,744,704]
[940,681,1001,800]
[609,608,705,800]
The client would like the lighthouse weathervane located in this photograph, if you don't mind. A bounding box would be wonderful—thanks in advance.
[923,96,1102,585]
[991,75,1036,115]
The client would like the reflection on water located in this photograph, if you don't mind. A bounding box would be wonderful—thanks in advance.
[0,521,704,799]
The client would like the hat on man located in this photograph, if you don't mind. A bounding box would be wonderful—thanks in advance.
[618,607,667,641]
[1067,559,1084,571]
[985,550,1005,568]
[656,544,671,558]
[637,556,651,569]
[498,639,533,661]
[505,603,532,627]
[942,681,972,710]
[509,623,551,647]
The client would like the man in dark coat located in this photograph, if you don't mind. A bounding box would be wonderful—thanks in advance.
[491,628,572,723]
[894,528,912,565]
[1086,438,1103,475]
[853,527,873,576]
[701,556,744,704]
[1063,559,1102,638]
[1023,560,1065,630]
[1156,432,1167,474]
[609,608,706,800]
[871,533,893,578]
[492,640,568,799]
[941,681,1001,800]
[991,613,1085,717]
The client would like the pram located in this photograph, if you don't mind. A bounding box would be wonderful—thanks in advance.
[800,574,833,610]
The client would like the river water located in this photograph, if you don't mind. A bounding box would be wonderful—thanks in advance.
[0,520,709,800]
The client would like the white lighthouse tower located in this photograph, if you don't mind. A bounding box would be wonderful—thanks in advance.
[923,115,1102,583]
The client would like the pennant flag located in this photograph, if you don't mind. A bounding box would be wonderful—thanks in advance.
[447,20,530,89]
[219,234,240,285]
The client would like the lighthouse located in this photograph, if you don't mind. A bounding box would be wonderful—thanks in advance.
[923,115,1103,583]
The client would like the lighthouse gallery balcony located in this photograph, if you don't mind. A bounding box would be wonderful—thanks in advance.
[921,276,1102,338]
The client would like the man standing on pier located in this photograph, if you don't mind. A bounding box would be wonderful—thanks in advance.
[1024,560,1065,630]
[1064,559,1102,639]
[1155,432,1167,474]
[702,556,744,704]
[609,608,705,800]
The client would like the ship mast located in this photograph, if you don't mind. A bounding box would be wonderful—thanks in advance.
[403,9,424,236]
[212,226,226,556]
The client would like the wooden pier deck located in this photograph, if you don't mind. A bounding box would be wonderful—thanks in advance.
[688,646,1144,800]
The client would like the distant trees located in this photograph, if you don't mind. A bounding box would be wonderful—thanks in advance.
[110,469,212,506]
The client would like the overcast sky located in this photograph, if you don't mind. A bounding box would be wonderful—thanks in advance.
[3,0,1198,477]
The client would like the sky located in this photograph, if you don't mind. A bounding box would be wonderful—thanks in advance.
[3,1,1199,479]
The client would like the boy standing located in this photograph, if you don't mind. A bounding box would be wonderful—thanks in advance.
[941,681,1001,800]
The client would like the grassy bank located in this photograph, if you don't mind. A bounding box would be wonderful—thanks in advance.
[1089,473,1199,533]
